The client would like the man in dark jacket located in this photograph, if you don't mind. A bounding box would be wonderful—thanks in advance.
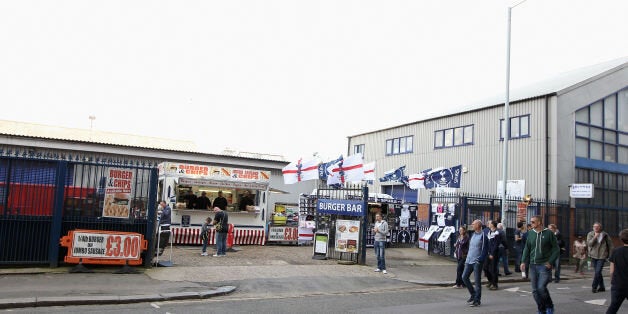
[548,224,565,283]
[213,206,229,256]
[484,221,501,290]
[521,215,559,314]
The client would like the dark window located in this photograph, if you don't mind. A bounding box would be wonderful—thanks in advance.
[500,114,530,140]
[434,125,474,149]
[386,136,413,155]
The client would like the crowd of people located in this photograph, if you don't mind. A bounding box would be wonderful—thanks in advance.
[452,217,626,314]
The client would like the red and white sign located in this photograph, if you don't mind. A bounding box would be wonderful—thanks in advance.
[158,162,270,182]
[268,226,298,242]
[70,231,142,260]
[103,167,134,218]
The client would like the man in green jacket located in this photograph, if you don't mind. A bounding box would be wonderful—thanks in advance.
[520,215,559,314]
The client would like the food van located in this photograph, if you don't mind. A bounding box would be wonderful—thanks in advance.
[157,162,270,246]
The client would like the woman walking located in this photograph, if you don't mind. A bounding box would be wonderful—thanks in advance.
[453,226,470,288]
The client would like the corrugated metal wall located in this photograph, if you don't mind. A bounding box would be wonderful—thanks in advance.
[350,97,551,202]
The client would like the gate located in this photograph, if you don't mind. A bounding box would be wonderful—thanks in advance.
[428,192,570,260]
[0,151,158,267]
[314,183,368,264]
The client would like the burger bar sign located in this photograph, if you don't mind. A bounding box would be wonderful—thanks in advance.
[317,199,365,217]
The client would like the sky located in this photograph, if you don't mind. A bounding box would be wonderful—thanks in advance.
[1,0,627,163]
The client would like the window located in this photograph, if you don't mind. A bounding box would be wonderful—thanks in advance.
[386,136,413,155]
[575,87,628,163]
[500,114,530,140]
[434,125,474,149]
[354,144,364,155]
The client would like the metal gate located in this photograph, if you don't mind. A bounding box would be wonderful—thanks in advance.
[314,183,368,264]
[0,152,158,267]
[428,192,570,259]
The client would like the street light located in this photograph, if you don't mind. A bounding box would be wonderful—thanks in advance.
[501,0,527,225]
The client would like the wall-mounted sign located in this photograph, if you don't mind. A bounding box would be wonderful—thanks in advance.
[317,199,365,217]
[570,183,594,198]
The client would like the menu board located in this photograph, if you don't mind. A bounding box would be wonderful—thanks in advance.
[335,219,360,253]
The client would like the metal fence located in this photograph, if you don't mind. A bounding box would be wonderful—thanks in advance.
[427,192,570,260]
[0,151,158,267]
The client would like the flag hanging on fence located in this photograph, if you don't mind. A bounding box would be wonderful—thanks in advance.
[326,154,364,186]
[378,166,405,182]
[282,158,320,184]
[424,165,462,189]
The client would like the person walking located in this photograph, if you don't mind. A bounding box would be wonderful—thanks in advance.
[453,225,469,288]
[200,216,212,256]
[462,219,489,307]
[588,222,614,293]
[497,222,512,276]
[514,221,527,273]
[372,213,388,274]
[485,220,501,290]
[213,206,229,257]
[573,235,587,275]
[548,224,565,283]
[520,215,559,314]
[606,229,628,314]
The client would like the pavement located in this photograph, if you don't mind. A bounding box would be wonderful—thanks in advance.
[0,245,601,310]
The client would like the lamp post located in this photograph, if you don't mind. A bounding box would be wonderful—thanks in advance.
[501,0,527,225]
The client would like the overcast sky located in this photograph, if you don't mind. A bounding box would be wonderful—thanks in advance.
[1,0,627,162]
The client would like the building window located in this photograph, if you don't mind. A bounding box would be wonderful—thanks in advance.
[575,88,628,163]
[500,115,530,140]
[386,136,413,155]
[434,125,474,149]
[354,144,364,155]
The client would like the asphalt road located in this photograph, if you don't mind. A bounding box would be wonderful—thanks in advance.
[5,276,618,314]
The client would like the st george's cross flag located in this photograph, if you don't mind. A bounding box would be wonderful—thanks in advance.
[326,154,364,186]
[282,158,320,184]
[406,173,426,189]
[363,162,376,181]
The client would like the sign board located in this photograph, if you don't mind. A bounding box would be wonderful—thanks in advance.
[59,229,148,266]
[313,232,329,259]
[570,183,594,198]
[497,180,526,199]
[317,199,365,217]
[103,167,134,218]
[181,215,191,227]
[335,219,360,253]
[268,226,298,242]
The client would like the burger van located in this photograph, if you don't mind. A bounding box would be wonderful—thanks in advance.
[157,162,271,246]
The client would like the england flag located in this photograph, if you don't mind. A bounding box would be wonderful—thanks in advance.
[406,173,426,189]
[363,162,376,181]
[327,154,364,186]
[282,158,320,184]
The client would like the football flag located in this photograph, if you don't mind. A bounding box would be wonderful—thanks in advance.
[424,165,462,188]
[326,154,364,186]
[378,166,406,182]
[282,158,320,184]
[318,155,342,181]
[363,162,376,181]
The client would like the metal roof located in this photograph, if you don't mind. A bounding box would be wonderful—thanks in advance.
[0,119,198,152]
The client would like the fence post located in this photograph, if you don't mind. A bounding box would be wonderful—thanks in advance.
[49,160,68,267]
[145,167,159,267]
[359,185,368,265]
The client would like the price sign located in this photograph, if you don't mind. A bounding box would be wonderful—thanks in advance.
[268,226,298,242]
[71,231,142,260]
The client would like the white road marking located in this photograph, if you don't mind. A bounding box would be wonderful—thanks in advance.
[504,287,520,292]
[584,299,607,306]
[556,287,570,290]
[151,303,160,308]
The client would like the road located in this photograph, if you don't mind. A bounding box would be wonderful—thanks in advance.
[5,276,617,313]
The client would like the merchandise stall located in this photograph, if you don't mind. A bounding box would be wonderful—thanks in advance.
[267,203,300,244]
[157,162,270,246]
[364,194,418,248]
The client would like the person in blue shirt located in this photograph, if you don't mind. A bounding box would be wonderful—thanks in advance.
[462,219,489,307]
